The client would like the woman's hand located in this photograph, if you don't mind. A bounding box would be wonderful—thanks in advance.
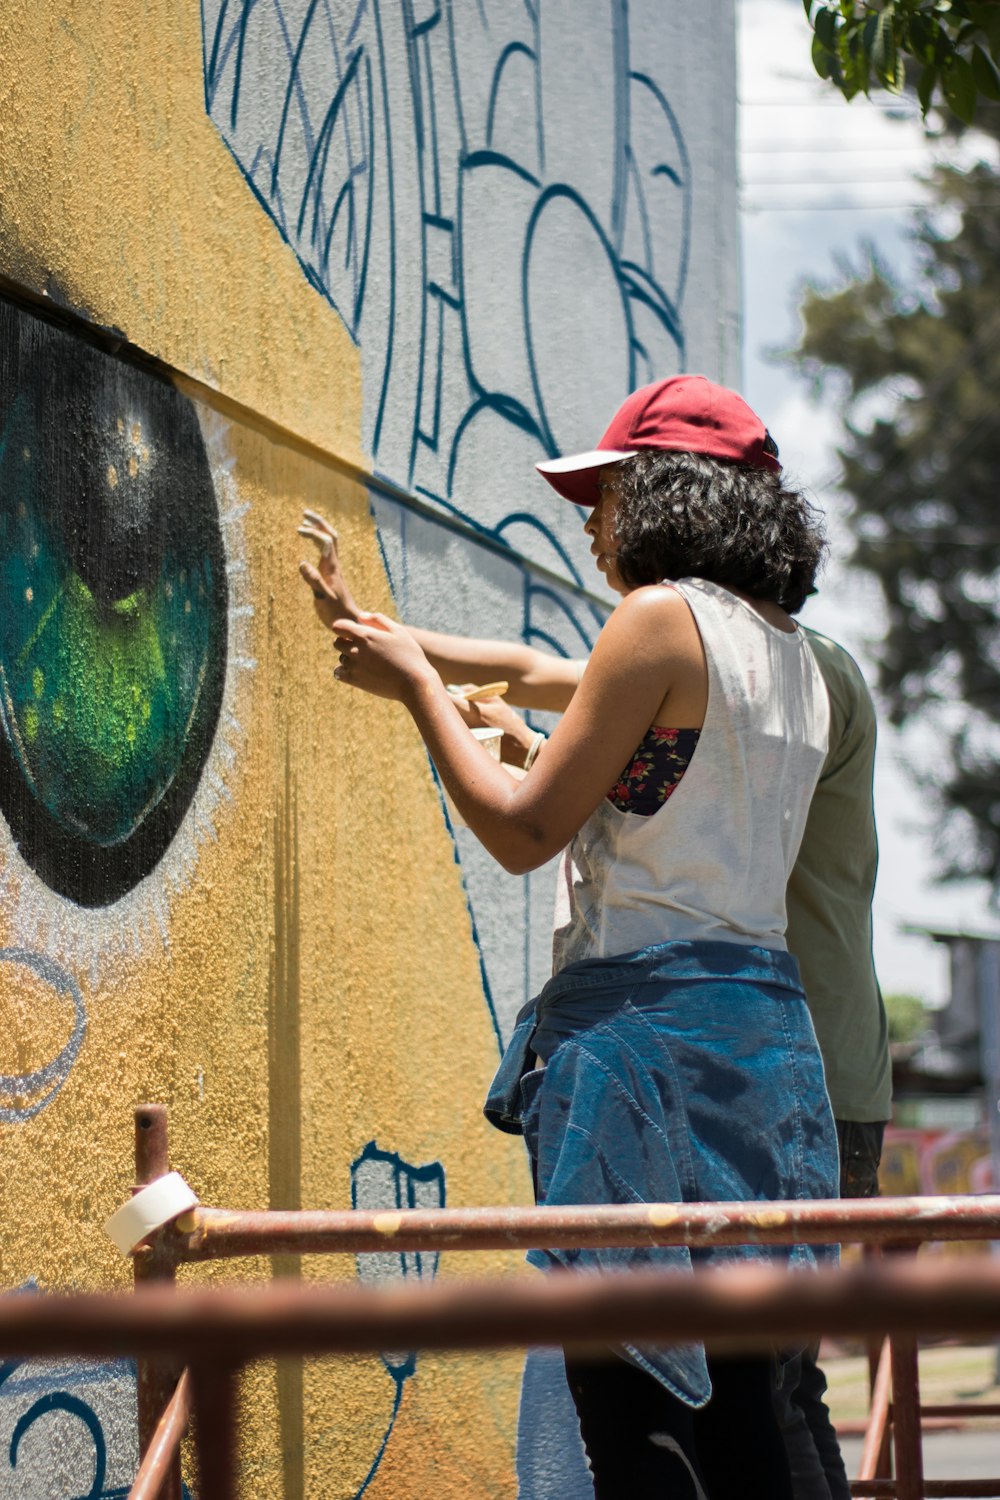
[333,613,438,703]
[298,509,360,630]
[450,691,540,769]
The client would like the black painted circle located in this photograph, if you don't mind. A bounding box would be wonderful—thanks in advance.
[0,301,228,906]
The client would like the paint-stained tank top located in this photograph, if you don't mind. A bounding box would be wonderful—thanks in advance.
[552,577,831,970]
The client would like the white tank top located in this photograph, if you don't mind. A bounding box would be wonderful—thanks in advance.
[552,578,831,969]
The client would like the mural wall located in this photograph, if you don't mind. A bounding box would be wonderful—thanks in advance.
[200,0,737,588]
[0,1,739,1495]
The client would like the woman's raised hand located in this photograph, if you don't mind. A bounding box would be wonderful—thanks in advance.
[297,509,359,629]
[333,614,437,703]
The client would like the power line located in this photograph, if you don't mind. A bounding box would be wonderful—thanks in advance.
[743,163,998,185]
[742,141,937,154]
[741,199,995,211]
[738,96,923,112]
[744,172,938,185]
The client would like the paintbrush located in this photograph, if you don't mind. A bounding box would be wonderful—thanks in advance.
[446,681,509,702]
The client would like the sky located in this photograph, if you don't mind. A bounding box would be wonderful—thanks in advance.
[737,0,1000,1003]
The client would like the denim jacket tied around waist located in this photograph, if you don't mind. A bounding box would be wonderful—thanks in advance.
[484,939,839,1407]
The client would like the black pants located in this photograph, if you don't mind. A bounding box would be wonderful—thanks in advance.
[775,1118,886,1500]
[564,1351,794,1499]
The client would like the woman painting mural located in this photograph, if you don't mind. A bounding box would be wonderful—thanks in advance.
[299,376,838,1499]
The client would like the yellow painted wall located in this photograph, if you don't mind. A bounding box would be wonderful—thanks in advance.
[0,2,531,1494]
[0,0,361,459]
[0,367,531,1496]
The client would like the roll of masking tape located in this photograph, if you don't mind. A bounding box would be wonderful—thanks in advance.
[104,1172,199,1256]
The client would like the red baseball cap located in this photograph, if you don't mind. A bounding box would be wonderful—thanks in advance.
[535,374,780,505]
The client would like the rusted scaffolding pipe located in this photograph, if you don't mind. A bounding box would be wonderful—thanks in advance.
[5,1258,1000,1363]
[921,1402,1000,1417]
[128,1367,191,1500]
[856,1337,893,1486]
[890,1332,925,1500]
[191,1363,238,1500]
[165,1193,1000,1262]
[123,1108,1000,1495]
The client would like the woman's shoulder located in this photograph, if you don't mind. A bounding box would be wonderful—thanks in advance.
[592,584,699,671]
[607,582,690,629]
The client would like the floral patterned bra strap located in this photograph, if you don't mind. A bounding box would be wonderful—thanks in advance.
[606,727,702,816]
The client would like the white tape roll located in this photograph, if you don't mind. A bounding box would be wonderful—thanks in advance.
[104,1172,199,1256]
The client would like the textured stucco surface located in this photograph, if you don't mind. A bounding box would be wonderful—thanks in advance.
[0,403,528,1496]
[0,2,739,1495]
[0,0,364,463]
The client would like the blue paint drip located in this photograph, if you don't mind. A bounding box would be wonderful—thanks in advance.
[352,1380,403,1499]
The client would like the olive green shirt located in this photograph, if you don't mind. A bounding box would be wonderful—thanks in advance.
[786,631,891,1122]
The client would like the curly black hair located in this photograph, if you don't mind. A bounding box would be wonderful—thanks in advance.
[610,450,826,614]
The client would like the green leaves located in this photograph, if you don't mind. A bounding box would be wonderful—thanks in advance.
[812,31,835,77]
[804,0,1000,121]
[872,11,904,87]
[943,51,979,120]
[917,62,940,114]
[814,5,840,50]
[972,42,1000,100]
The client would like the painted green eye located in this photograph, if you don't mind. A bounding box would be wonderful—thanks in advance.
[0,303,228,908]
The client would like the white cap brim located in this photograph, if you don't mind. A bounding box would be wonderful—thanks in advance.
[535,448,639,504]
[535,449,638,477]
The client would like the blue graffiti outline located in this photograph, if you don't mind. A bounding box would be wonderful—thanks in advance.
[9,1392,107,1500]
[270,0,326,191]
[202,0,380,346]
[403,0,440,490]
[530,4,545,174]
[522,583,600,656]
[452,148,542,407]
[350,1141,447,1350]
[609,0,629,251]
[630,71,692,309]
[485,42,536,150]
[349,1141,446,1497]
[0,1346,190,1500]
[200,0,691,535]
[368,0,397,459]
[350,1379,403,1500]
[523,181,636,448]
[0,948,87,1124]
[397,12,688,617]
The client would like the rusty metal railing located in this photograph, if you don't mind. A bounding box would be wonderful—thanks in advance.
[15,1104,999,1500]
[4,1260,1000,1499]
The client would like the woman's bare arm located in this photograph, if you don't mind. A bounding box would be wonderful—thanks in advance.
[298,509,584,711]
[401,631,583,710]
[330,586,697,875]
